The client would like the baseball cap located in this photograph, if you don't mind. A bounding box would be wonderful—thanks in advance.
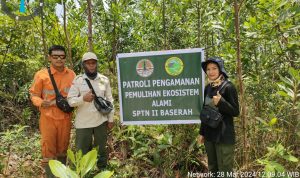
[82,52,98,62]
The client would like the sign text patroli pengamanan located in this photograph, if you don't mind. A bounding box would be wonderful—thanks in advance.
[117,48,205,125]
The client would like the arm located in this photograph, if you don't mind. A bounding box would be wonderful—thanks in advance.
[29,73,43,107]
[67,78,85,107]
[217,83,239,117]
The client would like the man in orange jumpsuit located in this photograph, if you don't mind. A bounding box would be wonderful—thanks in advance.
[29,45,75,177]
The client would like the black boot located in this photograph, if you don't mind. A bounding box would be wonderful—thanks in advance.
[45,163,56,178]
[57,156,67,165]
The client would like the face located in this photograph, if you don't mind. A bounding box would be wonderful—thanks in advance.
[48,50,66,68]
[206,62,220,81]
[84,59,97,73]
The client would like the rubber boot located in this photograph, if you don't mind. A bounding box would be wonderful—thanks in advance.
[45,163,56,178]
[57,156,67,165]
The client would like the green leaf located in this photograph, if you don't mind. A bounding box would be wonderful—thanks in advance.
[76,150,82,161]
[277,91,288,97]
[282,155,299,163]
[245,32,258,38]
[269,118,278,126]
[49,160,68,178]
[243,21,251,29]
[278,75,294,88]
[211,24,224,30]
[49,160,79,178]
[67,149,76,166]
[278,83,295,99]
[75,150,83,174]
[66,168,80,178]
[264,161,285,177]
[289,67,299,79]
[265,164,275,176]
[79,149,97,177]
[275,144,285,156]
[267,146,276,156]
[249,16,256,24]
[94,171,114,178]
[255,117,268,126]
[271,161,285,172]
[297,130,300,138]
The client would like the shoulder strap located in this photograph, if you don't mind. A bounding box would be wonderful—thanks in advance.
[218,80,228,92]
[203,80,228,106]
[85,78,98,97]
[48,67,61,97]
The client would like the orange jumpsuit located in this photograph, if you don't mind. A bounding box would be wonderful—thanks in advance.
[29,65,75,165]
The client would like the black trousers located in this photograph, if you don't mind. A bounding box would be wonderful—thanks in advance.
[204,141,235,178]
[76,122,108,169]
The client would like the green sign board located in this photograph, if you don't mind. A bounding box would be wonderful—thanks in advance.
[117,48,205,125]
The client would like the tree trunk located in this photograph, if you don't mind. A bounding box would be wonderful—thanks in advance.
[110,0,117,74]
[63,0,73,69]
[40,2,47,61]
[197,1,201,47]
[87,0,93,52]
[162,0,167,49]
[234,0,248,167]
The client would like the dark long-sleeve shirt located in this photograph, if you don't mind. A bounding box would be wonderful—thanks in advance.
[200,80,239,144]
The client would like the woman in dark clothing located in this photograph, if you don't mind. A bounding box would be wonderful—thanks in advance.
[198,57,239,177]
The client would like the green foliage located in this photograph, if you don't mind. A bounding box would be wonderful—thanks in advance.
[0,125,40,159]
[49,149,113,178]
[93,171,114,178]
[0,155,4,174]
[49,160,79,178]
[277,67,300,107]
[109,123,205,177]
[15,82,31,104]
[257,143,298,176]
[1,125,29,147]
[20,107,33,125]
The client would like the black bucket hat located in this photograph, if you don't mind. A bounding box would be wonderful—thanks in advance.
[201,57,229,78]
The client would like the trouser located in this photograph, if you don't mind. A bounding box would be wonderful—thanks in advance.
[40,116,71,177]
[204,141,235,178]
[76,122,108,169]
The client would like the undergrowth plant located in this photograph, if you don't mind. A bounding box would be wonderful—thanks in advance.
[49,149,113,178]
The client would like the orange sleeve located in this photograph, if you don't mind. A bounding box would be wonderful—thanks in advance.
[29,72,43,107]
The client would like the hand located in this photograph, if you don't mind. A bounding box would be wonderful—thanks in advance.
[83,90,94,102]
[212,91,222,106]
[107,122,114,130]
[41,100,52,108]
[197,135,205,144]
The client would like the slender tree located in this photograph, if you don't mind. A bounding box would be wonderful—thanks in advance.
[40,2,47,60]
[110,0,118,73]
[162,0,167,49]
[234,0,248,166]
[196,0,201,47]
[62,0,73,69]
[87,0,93,51]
